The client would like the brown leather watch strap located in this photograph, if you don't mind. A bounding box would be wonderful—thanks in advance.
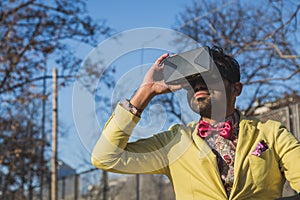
[121,99,143,117]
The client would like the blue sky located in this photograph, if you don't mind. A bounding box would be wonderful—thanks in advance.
[59,0,194,172]
[87,0,188,30]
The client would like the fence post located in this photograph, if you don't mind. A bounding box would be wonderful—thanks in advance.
[291,103,300,140]
[51,68,58,200]
[74,174,79,200]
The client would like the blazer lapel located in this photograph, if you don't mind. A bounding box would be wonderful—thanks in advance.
[192,124,228,198]
[229,116,258,199]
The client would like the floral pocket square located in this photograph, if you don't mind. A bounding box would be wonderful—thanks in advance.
[251,140,268,157]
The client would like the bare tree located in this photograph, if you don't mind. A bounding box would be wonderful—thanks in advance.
[0,99,47,199]
[173,0,300,115]
[0,0,111,198]
[0,0,111,98]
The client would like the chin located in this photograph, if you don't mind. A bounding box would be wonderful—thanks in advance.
[199,109,212,118]
[189,102,211,117]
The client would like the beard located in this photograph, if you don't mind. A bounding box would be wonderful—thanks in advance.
[189,96,213,118]
[188,93,228,119]
[198,98,213,118]
[187,81,235,120]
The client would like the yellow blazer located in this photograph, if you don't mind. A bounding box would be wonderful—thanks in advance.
[91,104,300,200]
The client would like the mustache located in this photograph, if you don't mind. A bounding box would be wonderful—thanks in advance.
[194,85,209,92]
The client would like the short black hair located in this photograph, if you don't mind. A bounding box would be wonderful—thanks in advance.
[210,46,240,83]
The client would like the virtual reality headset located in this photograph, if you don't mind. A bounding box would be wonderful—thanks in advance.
[163,46,224,85]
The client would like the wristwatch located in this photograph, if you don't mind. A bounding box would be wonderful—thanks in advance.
[121,99,143,117]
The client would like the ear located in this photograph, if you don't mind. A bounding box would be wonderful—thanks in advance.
[232,82,243,96]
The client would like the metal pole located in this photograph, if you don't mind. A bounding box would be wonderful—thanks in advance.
[40,68,47,200]
[102,171,108,200]
[136,174,140,200]
[74,174,79,200]
[51,68,58,200]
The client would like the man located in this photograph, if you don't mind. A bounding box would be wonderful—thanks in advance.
[91,46,300,199]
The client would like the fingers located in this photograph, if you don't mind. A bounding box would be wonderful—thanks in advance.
[168,82,189,92]
[141,53,185,95]
[155,53,169,65]
[168,85,181,92]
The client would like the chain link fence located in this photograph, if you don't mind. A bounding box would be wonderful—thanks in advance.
[256,103,300,140]
[30,172,173,200]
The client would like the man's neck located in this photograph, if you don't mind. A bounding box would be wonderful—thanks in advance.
[201,110,236,125]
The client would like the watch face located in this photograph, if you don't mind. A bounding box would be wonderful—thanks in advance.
[163,46,214,85]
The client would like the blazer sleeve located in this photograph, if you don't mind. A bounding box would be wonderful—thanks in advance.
[274,122,300,192]
[91,103,171,175]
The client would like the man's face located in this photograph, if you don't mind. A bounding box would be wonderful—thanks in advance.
[186,78,237,119]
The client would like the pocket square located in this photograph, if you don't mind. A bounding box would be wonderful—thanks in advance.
[251,140,268,157]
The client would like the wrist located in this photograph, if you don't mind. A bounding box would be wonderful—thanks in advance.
[122,99,143,117]
[130,85,155,111]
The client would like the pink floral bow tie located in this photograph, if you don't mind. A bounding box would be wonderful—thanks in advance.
[198,120,232,139]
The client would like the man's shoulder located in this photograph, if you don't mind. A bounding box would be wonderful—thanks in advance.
[257,119,285,132]
[159,122,197,142]
[168,121,197,132]
[240,114,287,140]
[241,114,283,129]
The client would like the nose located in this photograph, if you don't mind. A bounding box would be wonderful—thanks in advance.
[188,76,207,91]
[193,82,208,92]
